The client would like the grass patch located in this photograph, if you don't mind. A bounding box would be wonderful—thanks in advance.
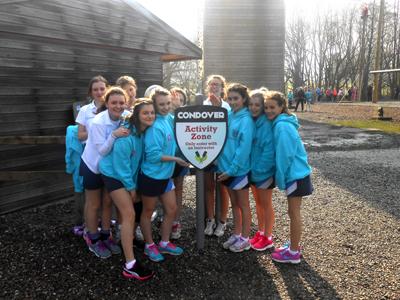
[329,119,400,134]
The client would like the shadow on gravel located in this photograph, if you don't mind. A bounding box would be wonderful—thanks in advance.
[0,200,283,299]
[309,154,400,220]
[274,260,340,299]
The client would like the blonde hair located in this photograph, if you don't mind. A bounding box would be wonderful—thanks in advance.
[116,75,137,90]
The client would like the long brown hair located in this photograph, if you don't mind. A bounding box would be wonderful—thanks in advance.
[129,98,154,134]
[87,75,108,98]
[227,83,250,107]
[264,91,292,115]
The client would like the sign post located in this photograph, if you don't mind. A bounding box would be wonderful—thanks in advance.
[175,105,228,250]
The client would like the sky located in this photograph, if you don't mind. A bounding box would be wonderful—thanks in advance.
[134,0,395,41]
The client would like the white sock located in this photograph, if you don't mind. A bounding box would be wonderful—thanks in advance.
[289,248,299,255]
[241,236,249,242]
[160,240,169,247]
[234,234,241,239]
[258,231,264,235]
[145,243,155,249]
[125,259,136,269]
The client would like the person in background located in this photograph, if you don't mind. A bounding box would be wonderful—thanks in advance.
[116,75,137,110]
[203,75,231,237]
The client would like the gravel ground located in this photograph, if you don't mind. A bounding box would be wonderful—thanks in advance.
[1,117,399,299]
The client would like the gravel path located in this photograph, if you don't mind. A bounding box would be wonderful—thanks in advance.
[0,118,399,299]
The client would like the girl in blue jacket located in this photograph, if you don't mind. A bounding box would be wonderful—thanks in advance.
[138,87,189,262]
[217,83,255,253]
[99,98,155,280]
[265,91,313,264]
[248,90,276,252]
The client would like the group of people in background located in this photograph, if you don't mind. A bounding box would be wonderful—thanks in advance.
[287,84,361,112]
[66,73,313,282]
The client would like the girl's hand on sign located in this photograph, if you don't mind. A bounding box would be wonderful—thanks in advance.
[175,157,190,167]
[217,172,229,182]
[208,93,221,107]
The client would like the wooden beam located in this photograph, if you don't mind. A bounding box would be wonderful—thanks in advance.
[0,136,65,145]
[0,171,70,181]
[370,68,400,74]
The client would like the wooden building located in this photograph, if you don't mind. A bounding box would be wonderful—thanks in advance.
[203,0,285,91]
[0,0,201,214]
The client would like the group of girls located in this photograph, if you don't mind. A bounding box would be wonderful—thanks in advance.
[74,72,312,282]
[75,75,190,281]
[203,74,313,264]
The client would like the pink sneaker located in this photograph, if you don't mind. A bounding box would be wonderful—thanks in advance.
[271,248,301,264]
[249,232,262,246]
[251,235,274,251]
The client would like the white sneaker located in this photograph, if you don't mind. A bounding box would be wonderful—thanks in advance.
[213,222,226,237]
[229,237,251,253]
[223,234,240,249]
[135,226,144,241]
[204,219,216,236]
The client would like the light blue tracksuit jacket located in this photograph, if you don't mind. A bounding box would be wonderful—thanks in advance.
[218,107,255,177]
[141,114,176,180]
[250,114,275,183]
[65,125,84,193]
[272,113,311,190]
[99,127,143,191]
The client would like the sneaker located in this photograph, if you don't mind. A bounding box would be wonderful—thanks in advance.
[72,224,84,236]
[144,244,164,262]
[223,234,240,250]
[204,219,216,236]
[249,231,262,246]
[135,226,144,241]
[229,237,251,253]
[171,223,182,240]
[274,241,303,256]
[158,242,183,256]
[122,261,154,281]
[251,235,274,251]
[88,239,112,259]
[103,237,122,255]
[271,248,301,264]
[213,222,226,237]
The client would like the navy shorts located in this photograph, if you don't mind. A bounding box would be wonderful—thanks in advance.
[79,159,104,190]
[251,176,275,190]
[172,164,190,178]
[286,175,313,197]
[101,175,125,193]
[137,172,175,197]
[220,174,250,190]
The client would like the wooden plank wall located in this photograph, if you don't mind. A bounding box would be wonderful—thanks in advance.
[203,0,285,91]
[0,0,196,214]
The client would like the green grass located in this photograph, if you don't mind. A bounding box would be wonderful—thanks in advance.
[329,119,400,134]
